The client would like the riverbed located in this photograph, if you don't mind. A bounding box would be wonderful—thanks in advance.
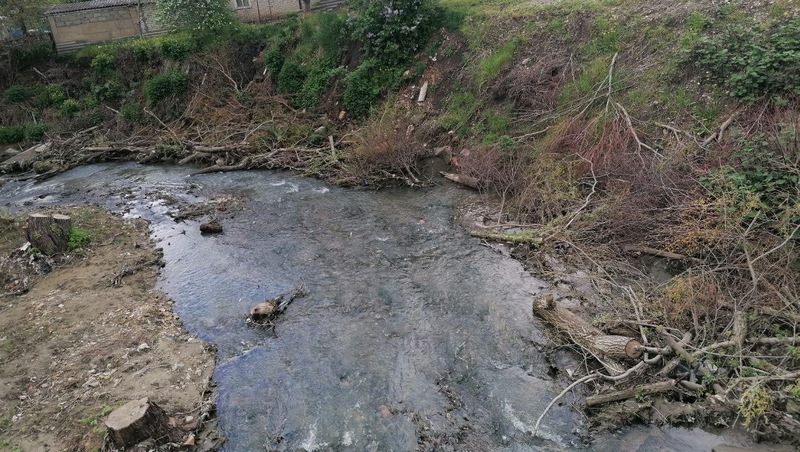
[0,163,757,451]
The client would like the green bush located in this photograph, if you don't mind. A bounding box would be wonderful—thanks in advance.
[90,80,123,102]
[160,36,196,61]
[32,84,67,108]
[316,12,348,63]
[9,42,54,69]
[690,18,800,102]
[60,99,81,117]
[343,59,403,119]
[120,103,143,124]
[347,0,436,65]
[91,52,115,75]
[3,85,32,103]
[144,70,189,104]
[0,126,25,144]
[277,60,307,95]
[67,227,91,251]
[298,64,345,109]
[24,123,48,142]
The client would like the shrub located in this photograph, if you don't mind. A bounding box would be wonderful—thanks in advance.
[60,99,81,117]
[0,126,25,144]
[347,0,436,65]
[298,64,345,109]
[316,12,348,63]
[690,18,800,102]
[156,0,235,37]
[91,52,115,75]
[343,58,403,119]
[24,123,48,142]
[3,85,32,103]
[277,60,307,95]
[9,42,54,69]
[144,70,189,104]
[120,103,143,124]
[160,36,197,61]
[32,84,67,108]
[90,80,123,102]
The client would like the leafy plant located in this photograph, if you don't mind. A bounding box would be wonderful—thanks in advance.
[690,18,800,102]
[343,58,403,119]
[3,85,32,103]
[144,70,189,104]
[0,126,25,144]
[67,227,91,252]
[156,0,235,37]
[347,0,436,65]
[739,385,773,426]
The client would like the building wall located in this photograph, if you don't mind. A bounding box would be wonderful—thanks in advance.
[47,4,165,53]
[232,0,302,22]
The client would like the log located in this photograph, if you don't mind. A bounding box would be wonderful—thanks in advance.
[586,379,676,407]
[440,172,480,189]
[533,295,642,375]
[26,213,71,255]
[105,398,170,447]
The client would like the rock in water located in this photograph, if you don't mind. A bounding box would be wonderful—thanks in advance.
[105,398,170,447]
[199,218,223,234]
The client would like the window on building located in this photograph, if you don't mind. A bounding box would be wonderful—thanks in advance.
[235,0,251,7]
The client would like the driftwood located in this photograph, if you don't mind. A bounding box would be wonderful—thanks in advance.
[249,285,307,324]
[105,398,170,447]
[586,379,676,407]
[533,294,642,375]
[26,213,71,255]
[440,172,480,189]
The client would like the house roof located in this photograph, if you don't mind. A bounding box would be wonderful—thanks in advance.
[46,0,152,15]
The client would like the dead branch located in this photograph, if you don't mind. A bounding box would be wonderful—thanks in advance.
[622,245,703,263]
[702,107,743,145]
[586,379,676,407]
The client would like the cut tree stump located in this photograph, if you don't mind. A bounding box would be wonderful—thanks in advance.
[533,294,642,375]
[26,213,71,255]
[105,398,170,447]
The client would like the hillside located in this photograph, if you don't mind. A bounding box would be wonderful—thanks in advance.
[1,0,799,445]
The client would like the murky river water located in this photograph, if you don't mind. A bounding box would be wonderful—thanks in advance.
[0,163,755,451]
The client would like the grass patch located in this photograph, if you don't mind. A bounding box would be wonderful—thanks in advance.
[477,37,522,84]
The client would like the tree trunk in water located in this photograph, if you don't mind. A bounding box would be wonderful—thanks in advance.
[26,214,71,255]
[105,398,170,447]
[532,295,642,375]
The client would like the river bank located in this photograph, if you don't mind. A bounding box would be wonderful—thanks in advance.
[0,206,220,451]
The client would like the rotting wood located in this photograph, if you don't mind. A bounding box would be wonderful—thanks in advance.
[440,172,479,189]
[26,213,71,255]
[586,379,676,407]
[533,295,642,375]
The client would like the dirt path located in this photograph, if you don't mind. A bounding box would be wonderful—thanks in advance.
[0,207,218,451]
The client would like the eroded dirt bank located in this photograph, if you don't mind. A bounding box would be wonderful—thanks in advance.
[0,206,219,451]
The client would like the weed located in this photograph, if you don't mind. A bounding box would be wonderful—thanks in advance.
[690,18,800,102]
[67,227,92,252]
[477,37,521,84]
[739,385,773,426]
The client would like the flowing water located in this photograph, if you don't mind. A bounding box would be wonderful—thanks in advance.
[0,163,755,451]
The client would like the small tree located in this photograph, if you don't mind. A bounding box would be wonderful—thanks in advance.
[156,0,235,37]
[346,0,434,65]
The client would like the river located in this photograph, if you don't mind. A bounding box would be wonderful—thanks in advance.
[0,163,755,451]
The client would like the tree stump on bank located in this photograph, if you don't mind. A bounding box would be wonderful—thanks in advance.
[533,294,642,376]
[104,398,170,447]
[26,213,71,255]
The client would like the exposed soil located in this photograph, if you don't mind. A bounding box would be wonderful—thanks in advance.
[0,206,220,451]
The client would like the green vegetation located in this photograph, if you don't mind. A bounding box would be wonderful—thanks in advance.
[67,227,92,252]
[155,0,235,37]
[144,70,189,104]
[690,18,800,102]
